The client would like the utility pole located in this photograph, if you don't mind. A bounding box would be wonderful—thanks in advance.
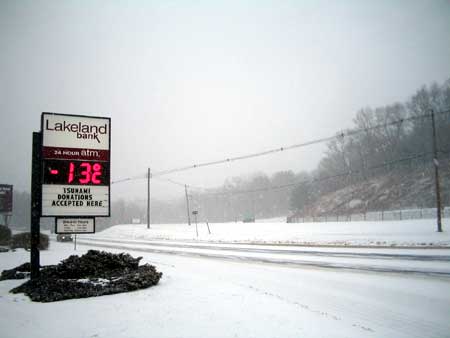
[147,168,151,229]
[185,184,191,226]
[431,110,442,232]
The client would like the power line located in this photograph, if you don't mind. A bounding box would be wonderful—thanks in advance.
[111,108,450,185]
[111,173,146,185]
[151,135,337,177]
[191,151,440,198]
[152,176,203,189]
[151,109,449,177]
[154,176,185,187]
[112,173,206,192]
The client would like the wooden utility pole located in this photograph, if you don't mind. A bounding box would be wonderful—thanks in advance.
[185,185,191,226]
[147,168,151,229]
[431,111,442,232]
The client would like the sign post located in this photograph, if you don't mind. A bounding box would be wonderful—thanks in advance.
[192,210,198,237]
[30,132,41,279]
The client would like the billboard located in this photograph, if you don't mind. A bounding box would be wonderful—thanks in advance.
[41,113,111,217]
[0,184,13,214]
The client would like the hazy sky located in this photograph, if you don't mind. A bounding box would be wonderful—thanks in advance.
[1,0,449,201]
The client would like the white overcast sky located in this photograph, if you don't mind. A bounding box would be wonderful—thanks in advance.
[1,0,449,201]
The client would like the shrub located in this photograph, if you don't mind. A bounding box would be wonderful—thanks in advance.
[8,250,162,302]
[0,225,12,246]
[10,232,49,250]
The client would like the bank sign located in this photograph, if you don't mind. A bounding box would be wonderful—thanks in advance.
[41,113,110,217]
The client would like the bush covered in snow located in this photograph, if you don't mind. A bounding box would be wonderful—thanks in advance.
[10,232,49,250]
[0,225,12,246]
[4,250,162,302]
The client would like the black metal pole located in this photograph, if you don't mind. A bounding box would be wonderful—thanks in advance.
[147,168,151,229]
[431,111,442,232]
[185,185,191,226]
[30,132,41,279]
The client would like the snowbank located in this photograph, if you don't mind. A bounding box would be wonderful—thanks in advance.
[95,219,450,247]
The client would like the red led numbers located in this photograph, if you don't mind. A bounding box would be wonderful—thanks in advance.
[44,159,109,186]
[67,162,103,185]
[92,163,102,184]
[68,162,75,183]
[79,162,90,184]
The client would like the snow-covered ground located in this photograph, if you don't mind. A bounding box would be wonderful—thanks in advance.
[94,218,450,247]
[1,242,450,338]
[1,219,450,338]
[0,242,450,338]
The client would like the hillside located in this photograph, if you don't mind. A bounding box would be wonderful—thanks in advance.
[292,162,449,219]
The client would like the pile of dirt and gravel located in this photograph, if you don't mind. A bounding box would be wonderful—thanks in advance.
[1,250,162,302]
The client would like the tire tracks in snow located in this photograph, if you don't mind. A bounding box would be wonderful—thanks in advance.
[236,283,375,335]
[78,237,450,261]
[76,238,450,277]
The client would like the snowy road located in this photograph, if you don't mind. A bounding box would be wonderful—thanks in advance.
[77,236,450,276]
[1,242,450,338]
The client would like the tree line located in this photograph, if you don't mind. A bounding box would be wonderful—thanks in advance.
[290,78,450,213]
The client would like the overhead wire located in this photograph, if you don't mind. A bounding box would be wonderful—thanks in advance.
[191,151,441,198]
[111,108,450,185]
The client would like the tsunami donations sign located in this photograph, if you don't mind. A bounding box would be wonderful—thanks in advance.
[41,113,111,217]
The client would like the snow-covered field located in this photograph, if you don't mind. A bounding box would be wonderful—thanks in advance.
[95,218,450,247]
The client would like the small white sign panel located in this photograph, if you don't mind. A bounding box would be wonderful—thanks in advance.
[42,185,109,216]
[56,218,95,234]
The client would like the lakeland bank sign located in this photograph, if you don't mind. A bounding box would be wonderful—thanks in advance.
[41,113,111,217]
[44,119,108,143]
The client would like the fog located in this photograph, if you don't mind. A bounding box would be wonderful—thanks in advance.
[1,0,449,204]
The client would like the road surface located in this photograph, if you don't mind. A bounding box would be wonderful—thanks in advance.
[77,236,450,276]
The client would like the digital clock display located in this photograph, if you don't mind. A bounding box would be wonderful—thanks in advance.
[43,159,110,186]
